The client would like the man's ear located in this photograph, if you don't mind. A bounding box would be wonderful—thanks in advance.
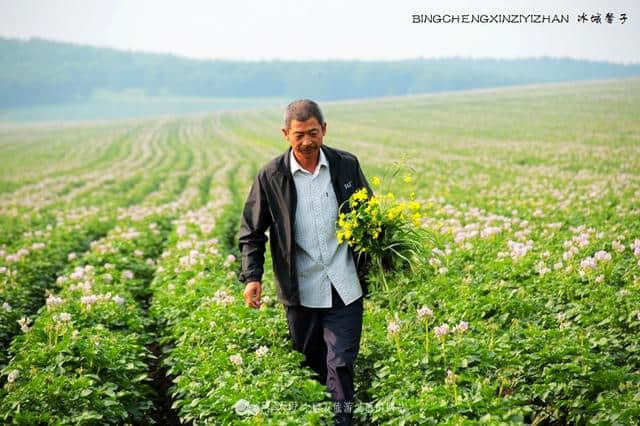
[281,127,289,139]
[321,122,327,136]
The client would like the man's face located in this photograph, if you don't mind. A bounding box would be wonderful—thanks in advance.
[282,117,326,162]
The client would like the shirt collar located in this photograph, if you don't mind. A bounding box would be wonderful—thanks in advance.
[290,147,328,176]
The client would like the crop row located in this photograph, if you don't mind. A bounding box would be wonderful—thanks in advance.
[351,204,640,424]
[0,119,225,372]
[0,209,115,368]
[148,196,334,424]
[0,212,173,424]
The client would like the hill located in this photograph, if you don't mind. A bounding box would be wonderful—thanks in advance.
[2,37,640,112]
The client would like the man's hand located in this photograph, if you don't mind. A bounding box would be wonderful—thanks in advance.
[243,281,262,309]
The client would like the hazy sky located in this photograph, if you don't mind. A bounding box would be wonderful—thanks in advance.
[1,0,639,63]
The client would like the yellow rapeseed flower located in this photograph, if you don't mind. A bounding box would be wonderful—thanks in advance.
[412,212,421,226]
[353,188,368,202]
[403,175,412,184]
[371,176,381,187]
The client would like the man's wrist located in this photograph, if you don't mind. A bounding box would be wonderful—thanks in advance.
[242,276,262,284]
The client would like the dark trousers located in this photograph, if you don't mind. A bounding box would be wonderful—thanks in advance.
[285,285,364,426]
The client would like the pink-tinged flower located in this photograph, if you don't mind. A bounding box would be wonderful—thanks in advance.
[17,317,32,333]
[432,247,445,257]
[112,295,125,305]
[594,250,611,262]
[553,262,563,270]
[0,267,6,274]
[453,321,469,333]
[480,226,501,238]
[211,289,235,306]
[70,269,84,281]
[104,263,114,270]
[2,302,11,312]
[387,320,401,335]
[102,273,113,283]
[67,252,77,261]
[535,261,550,276]
[229,354,243,366]
[31,242,45,250]
[444,369,458,385]
[580,256,596,270]
[122,270,134,280]
[594,274,604,284]
[434,323,450,338]
[146,258,155,266]
[53,312,72,322]
[438,267,448,275]
[7,369,19,384]
[81,295,98,308]
[428,257,442,267]
[46,295,64,308]
[507,240,533,260]
[255,345,269,357]
[417,306,433,320]
[224,254,236,267]
[612,240,625,253]
[134,249,144,257]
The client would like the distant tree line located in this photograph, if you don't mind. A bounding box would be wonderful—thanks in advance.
[1,37,639,109]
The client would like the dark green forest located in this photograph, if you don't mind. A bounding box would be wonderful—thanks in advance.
[2,37,640,109]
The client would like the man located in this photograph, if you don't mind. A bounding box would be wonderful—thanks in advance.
[238,99,372,425]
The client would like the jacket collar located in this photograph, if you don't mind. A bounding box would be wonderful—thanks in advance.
[282,145,339,178]
[289,147,329,176]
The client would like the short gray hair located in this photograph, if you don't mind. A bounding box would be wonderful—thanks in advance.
[283,99,325,129]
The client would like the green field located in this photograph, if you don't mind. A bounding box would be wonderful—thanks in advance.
[0,77,639,424]
[0,89,288,122]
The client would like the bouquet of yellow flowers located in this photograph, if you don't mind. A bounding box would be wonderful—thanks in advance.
[336,169,435,292]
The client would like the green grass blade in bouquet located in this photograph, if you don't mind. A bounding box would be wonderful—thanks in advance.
[336,163,437,295]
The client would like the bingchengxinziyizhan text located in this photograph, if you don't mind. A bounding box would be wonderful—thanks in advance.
[411,13,629,24]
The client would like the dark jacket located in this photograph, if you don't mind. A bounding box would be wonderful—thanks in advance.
[238,144,373,306]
